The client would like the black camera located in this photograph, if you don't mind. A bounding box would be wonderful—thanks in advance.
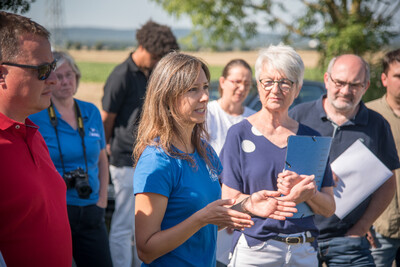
[63,167,92,199]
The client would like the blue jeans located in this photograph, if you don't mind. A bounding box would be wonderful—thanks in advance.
[370,228,400,267]
[318,236,375,267]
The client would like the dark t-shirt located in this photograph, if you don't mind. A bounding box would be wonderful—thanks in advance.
[102,53,147,167]
[290,95,400,240]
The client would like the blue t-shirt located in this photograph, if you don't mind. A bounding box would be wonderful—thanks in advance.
[29,99,106,206]
[290,95,400,240]
[134,144,222,267]
[220,119,334,248]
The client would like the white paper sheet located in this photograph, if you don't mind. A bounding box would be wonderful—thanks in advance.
[331,139,393,219]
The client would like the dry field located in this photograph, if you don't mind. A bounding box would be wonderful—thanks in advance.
[69,49,320,67]
[72,49,320,109]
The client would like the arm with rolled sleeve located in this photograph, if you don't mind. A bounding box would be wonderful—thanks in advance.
[347,121,399,237]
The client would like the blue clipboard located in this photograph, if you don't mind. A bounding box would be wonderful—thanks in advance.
[284,135,332,218]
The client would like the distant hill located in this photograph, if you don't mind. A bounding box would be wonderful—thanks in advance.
[49,27,286,50]
[49,27,400,51]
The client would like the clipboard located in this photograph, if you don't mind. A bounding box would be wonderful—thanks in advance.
[284,135,332,218]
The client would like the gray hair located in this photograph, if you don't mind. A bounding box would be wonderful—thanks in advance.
[255,44,304,88]
[52,51,81,87]
[327,54,370,82]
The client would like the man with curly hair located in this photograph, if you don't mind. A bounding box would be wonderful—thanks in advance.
[101,20,179,267]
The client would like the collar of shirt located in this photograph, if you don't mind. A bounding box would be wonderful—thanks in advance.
[0,111,38,136]
[316,94,369,127]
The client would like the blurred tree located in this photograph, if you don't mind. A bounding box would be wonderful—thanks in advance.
[0,0,35,14]
[94,42,105,51]
[66,41,74,50]
[152,0,400,67]
[73,42,82,50]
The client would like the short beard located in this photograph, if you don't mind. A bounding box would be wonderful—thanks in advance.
[328,94,356,112]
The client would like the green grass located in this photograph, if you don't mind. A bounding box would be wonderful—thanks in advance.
[208,66,224,81]
[304,68,325,82]
[76,61,325,84]
[77,62,118,83]
[212,66,325,82]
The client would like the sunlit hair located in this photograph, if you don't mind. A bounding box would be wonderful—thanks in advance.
[0,11,50,62]
[52,51,82,87]
[327,54,370,82]
[133,52,213,169]
[255,44,304,89]
[382,49,400,75]
[218,59,252,97]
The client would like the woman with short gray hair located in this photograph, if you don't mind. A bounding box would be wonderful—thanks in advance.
[220,44,335,266]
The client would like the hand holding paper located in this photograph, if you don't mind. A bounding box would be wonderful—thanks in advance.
[331,139,393,220]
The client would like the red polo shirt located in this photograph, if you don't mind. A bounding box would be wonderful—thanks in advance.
[0,112,72,266]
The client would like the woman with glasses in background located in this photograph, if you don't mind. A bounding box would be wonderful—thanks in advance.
[219,45,335,266]
[206,59,256,156]
[206,59,256,266]
[29,51,112,267]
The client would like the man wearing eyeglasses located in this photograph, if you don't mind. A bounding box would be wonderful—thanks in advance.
[290,54,399,266]
[0,12,72,266]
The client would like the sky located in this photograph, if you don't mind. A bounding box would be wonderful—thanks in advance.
[22,1,400,35]
[24,0,193,30]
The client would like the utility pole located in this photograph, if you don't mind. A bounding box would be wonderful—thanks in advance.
[46,0,65,49]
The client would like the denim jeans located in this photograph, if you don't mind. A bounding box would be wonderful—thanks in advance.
[318,236,375,267]
[67,205,112,267]
[370,228,400,267]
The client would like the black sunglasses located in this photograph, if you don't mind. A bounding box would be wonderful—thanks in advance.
[1,59,57,80]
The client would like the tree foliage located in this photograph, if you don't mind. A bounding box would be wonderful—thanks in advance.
[152,0,400,67]
[0,0,36,14]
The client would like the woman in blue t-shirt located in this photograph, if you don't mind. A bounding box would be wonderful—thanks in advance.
[220,45,336,267]
[29,51,112,267]
[132,52,298,267]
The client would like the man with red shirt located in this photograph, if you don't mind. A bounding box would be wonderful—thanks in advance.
[0,11,72,266]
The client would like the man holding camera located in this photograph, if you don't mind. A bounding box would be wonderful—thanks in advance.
[0,12,72,266]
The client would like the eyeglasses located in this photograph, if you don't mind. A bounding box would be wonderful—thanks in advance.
[259,78,294,92]
[226,79,252,90]
[56,71,76,82]
[328,73,365,91]
[1,60,57,80]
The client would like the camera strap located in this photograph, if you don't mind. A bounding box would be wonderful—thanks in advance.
[47,99,89,176]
